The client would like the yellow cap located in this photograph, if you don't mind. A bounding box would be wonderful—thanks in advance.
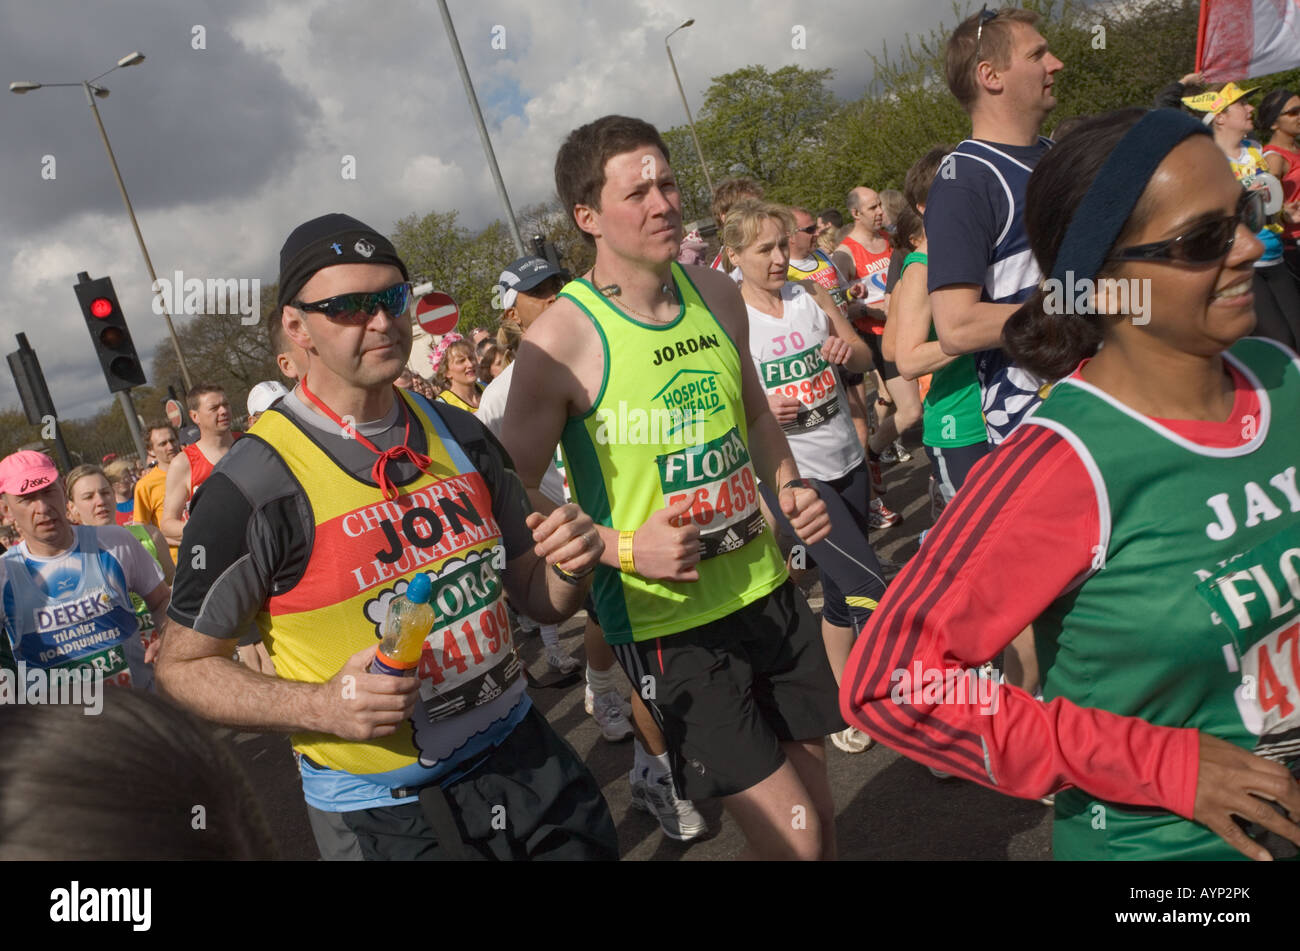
[1181,81,1259,118]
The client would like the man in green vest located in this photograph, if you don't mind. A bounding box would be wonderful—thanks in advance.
[501,115,844,860]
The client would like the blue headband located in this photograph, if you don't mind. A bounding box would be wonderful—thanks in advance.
[1049,109,1211,286]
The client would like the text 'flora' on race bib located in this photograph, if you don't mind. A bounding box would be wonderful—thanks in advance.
[131,594,157,651]
[761,343,841,434]
[656,427,765,559]
[1196,523,1300,764]
[414,547,521,724]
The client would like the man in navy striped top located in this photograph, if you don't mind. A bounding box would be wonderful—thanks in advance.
[926,6,1064,445]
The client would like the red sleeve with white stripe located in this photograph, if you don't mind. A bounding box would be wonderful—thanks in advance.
[839,428,1182,813]
[840,365,1260,819]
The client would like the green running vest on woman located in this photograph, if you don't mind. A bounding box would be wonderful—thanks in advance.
[558,263,787,644]
[124,523,160,648]
[901,252,985,449]
[1026,337,1300,860]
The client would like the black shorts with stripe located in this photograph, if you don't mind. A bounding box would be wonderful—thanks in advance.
[611,582,843,801]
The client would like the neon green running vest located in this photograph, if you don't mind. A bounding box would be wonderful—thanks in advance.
[559,263,787,644]
[1026,337,1300,860]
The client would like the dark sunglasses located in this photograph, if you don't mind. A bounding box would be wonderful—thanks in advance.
[1280,106,1300,119]
[975,4,1000,61]
[292,282,411,324]
[791,224,818,235]
[1107,190,1265,265]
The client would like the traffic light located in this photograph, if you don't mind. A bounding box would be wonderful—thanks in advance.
[74,271,146,392]
[6,334,57,426]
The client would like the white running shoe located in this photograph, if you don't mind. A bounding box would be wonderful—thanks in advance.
[629,768,707,841]
[545,644,580,675]
[584,684,631,718]
[590,690,633,742]
[829,727,874,753]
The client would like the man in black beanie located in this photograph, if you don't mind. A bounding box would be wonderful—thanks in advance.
[157,213,618,861]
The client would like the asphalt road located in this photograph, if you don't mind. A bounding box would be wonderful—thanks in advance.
[223,441,1055,861]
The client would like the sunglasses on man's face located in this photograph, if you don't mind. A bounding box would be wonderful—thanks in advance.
[791,225,818,235]
[292,282,412,325]
[1107,190,1265,265]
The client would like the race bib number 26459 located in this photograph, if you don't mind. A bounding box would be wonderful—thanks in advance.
[657,427,765,559]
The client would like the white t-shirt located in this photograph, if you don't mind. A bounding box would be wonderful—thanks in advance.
[477,362,568,507]
[746,283,863,482]
[1,526,164,616]
[0,526,165,685]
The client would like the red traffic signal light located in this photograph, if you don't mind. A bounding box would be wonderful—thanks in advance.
[74,272,147,393]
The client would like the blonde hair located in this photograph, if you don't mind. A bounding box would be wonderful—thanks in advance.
[722,200,795,255]
[65,465,107,499]
[433,339,476,389]
[103,459,133,487]
[496,320,522,356]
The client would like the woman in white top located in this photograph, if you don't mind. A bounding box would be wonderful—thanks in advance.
[725,198,888,754]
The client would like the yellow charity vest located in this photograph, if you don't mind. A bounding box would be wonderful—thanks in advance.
[250,390,523,777]
[558,263,787,644]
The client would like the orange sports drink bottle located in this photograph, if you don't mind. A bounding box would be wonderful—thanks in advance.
[370,572,435,676]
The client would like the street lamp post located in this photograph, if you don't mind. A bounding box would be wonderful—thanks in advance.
[434,0,527,258]
[11,53,195,394]
[666,19,714,199]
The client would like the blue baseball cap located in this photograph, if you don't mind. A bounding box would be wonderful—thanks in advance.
[498,256,568,308]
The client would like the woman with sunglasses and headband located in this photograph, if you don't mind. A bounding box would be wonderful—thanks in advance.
[842,108,1300,861]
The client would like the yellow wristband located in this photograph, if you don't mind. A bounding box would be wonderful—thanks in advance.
[618,530,637,575]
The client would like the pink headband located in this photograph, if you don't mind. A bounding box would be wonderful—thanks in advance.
[429,332,464,374]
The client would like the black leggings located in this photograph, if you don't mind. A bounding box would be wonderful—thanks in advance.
[1251,265,1300,351]
[760,460,887,636]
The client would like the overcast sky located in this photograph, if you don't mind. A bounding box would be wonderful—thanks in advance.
[0,0,1090,419]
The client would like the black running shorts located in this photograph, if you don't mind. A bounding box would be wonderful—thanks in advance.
[306,705,617,860]
[611,582,843,801]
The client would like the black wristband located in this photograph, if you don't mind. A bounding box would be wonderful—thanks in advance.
[551,562,594,585]
[781,478,814,492]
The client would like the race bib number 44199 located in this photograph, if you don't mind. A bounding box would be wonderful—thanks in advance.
[657,427,764,559]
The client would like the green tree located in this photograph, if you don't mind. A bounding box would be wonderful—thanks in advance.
[391,210,517,332]
[663,65,839,221]
[148,280,282,424]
